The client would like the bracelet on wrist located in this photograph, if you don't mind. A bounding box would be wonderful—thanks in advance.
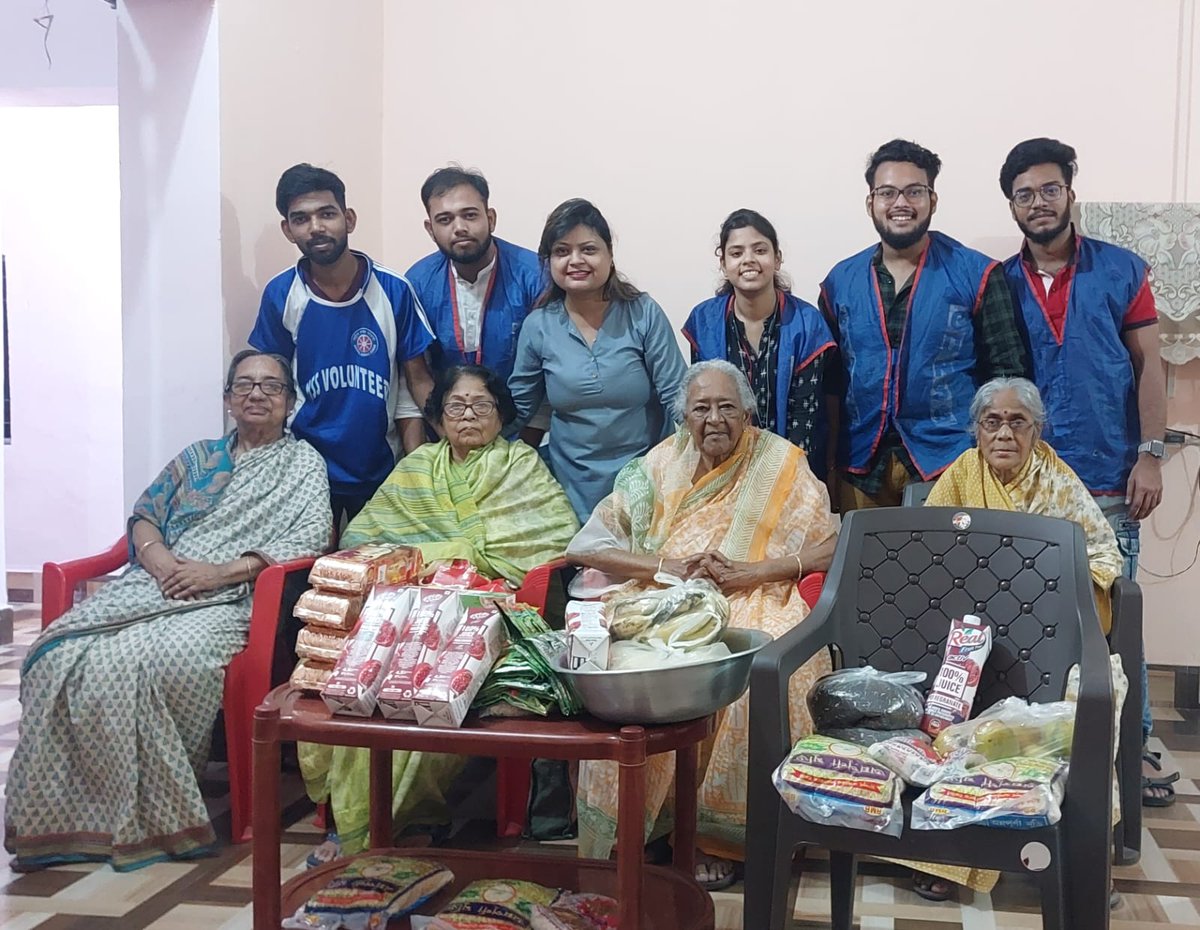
[138,539,162,555]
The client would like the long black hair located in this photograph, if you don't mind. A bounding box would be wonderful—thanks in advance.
[715,208,792,296]
[534,198,642,308]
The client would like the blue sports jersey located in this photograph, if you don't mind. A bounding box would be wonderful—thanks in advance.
[249,251,434,498]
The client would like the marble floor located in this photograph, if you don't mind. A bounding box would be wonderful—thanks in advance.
[1,606,1198,929]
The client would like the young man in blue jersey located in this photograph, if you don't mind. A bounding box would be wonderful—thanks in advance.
[820,139,1029,512]
[999,138,1171,806]
[250,163,435,524]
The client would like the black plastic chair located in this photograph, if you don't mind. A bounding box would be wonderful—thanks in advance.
[899,482,1142,865]
[745,507,1114,930]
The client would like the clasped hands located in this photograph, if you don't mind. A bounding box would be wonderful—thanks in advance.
[142,547,231,601]
[658,551,763,595]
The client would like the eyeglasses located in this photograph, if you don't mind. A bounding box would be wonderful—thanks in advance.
[444,400,496,419]
[229,378,287,396]
[1011,183,1068,208]
[870,184,933,205]
[978,415,1035,435]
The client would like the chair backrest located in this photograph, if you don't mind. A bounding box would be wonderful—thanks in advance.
[901,480,936,508]
[822,506,1100,707]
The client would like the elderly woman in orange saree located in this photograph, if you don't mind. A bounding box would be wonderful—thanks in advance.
[566,360,838,890]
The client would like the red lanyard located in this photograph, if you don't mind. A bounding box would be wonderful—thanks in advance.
[448,254,500,365]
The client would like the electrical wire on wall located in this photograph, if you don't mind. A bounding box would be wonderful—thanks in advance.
[1139,428,1200,580]
[34,1,54,68]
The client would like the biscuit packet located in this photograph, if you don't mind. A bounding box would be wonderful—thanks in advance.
[282,855,454,930]
[309,543,423,595]
[911,756,1067,830]
[295,590,364,632]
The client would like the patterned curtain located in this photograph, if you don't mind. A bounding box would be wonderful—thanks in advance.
[1078,202,1200,366]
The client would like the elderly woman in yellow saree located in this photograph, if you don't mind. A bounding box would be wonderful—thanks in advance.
[300,364,579,863]
[897,376,1123,902]
[566,359,839,890]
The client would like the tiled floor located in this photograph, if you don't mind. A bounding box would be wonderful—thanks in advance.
[0,605,1197,929]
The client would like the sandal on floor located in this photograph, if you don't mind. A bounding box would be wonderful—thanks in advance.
[695,854,738,892]
[1110,885,1122,910]
[305,833,341,869]
[912,871,952,902]
[1143,777,1177,807]
[1143,751,1181,787]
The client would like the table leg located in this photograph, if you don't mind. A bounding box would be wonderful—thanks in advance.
[369,747,392,849]
[252,709,281,930]
[617,727,647,930]
[673,742,698,877]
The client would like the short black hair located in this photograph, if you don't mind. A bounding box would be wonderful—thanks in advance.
[865,139,942,189]
[999,138,1078,198]
[423,364,516,427]
[275,163,347,218]
[225,349,296,398]
[420,166,490,211]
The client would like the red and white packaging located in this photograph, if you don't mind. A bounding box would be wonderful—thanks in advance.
[412,603,507,727]
[320,586,416,716]
[308,543,423,595]
[920,614,993,737]
[377,588,464,720]
[565,600,610,671]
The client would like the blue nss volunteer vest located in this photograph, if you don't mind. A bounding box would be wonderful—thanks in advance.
[821,231,997,478]
[1003,236,1145,494]
[682,290,835,473]
[405,237,543,381]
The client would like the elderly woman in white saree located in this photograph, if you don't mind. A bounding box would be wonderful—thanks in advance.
[4,350,332,872]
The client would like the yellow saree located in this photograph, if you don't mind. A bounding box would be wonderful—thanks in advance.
[568,427,838,861]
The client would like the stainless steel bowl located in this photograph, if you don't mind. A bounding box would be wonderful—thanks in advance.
[556,628,772,725]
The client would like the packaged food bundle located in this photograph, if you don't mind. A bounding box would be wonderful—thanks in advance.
[413,603,507,727]
[920,614,993,737]
[416,878,563,929]
[321,586,416,716]
[291,658,335,693]
[282,855,454,930]
[605,576,728,648]
[808,666,927,732]
[422,558,510,592]
[772,734,903,836]
[475,605,581,717]
[931,696,1076,763]
[911,756,1067,830]
[565,601,610,671]
[868,736,982,787]
[821,726,930,747]
[377,588,464,720]
[295,589,365,632]
[296,626,352,663]
[309,543,423,595]
[530,893,619,930]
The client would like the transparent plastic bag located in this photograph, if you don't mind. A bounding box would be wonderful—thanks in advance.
[868,736,982,787]
[911,756,1067,830]
[807,666,927,732]
[604,575,729,648]
[772,735,903,837]
[930,696,1076,763]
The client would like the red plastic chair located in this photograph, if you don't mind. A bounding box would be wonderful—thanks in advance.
[41,538,316,844]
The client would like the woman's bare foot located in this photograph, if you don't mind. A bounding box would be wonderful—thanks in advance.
[912,871,953,902]
[695,853,737,891]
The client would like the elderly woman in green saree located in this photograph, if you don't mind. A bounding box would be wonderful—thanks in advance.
[4,350,332,872]
[300,364,580,863]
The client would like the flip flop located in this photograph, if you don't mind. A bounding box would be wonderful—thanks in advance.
[1143,751,1181,787]
[912,872,952,902]
[1143,777,1176,808]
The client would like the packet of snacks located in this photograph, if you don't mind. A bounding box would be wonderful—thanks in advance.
[294,589,364,632]
[296,626,352,664]
[321,586,416,716]
[309,543,423,595]
[291,658,335,693]
[376,588,463,720]
[920,614,993,737]
[412,603,507,727]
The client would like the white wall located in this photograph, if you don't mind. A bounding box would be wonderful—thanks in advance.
[0,106,124,569]
[0,0,117,105]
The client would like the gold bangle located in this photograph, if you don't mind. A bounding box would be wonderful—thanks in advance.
[794,555,803,579]
[138,539,161,555]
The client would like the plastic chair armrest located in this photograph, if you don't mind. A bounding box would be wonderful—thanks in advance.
[41,537,129,628]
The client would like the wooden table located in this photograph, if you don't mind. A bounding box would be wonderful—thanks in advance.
[251,685,717,929]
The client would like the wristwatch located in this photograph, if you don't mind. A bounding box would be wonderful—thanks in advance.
[1137,439,1166,459]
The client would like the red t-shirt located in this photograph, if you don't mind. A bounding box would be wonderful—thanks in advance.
[1022,239,1157,341]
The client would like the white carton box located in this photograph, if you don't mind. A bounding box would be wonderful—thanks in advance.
[565,600,610,671]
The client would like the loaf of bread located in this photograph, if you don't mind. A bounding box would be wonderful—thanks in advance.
[291,658,335,693]
[294,590,364,631]
[296,625,351,663]
[308,543,423,595]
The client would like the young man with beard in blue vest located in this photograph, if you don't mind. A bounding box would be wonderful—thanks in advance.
[820,139,1029,511]
[406,167,548,441]
[998,137,1171,807]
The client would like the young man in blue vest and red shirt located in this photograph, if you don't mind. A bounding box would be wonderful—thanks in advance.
[998,137,1171,806]
[405,167,548,441]
[820,139,1029,511]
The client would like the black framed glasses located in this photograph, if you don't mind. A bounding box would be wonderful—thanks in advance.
[870,184,933,205]
[1011,183,1068,208]
[229,378,287,396]
[444,400,496,419]
[978,415,1035,435]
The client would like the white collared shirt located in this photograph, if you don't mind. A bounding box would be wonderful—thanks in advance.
[450,254,497,355]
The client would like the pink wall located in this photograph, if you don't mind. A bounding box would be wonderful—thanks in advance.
[0,106,125,569]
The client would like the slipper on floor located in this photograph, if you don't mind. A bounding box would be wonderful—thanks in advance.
[1143,776,1176,808]
[1143,751,1181,787]
[912,872,952,902]
[305,833,341,869]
